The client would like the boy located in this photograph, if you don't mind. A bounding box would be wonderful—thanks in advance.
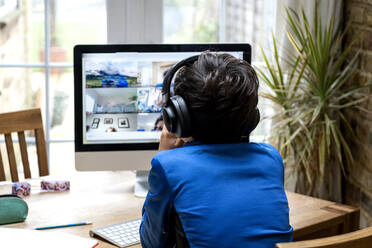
[140,52,292,247]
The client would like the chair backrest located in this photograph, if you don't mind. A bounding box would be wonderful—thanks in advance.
[276,226,372,248]
[0,108,49,182]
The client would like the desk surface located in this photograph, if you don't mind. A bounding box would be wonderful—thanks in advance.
[0,171,359,247]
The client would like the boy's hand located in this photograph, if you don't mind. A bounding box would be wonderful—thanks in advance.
[159,126,185,152]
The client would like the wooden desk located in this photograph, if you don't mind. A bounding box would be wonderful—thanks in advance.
[287,191,359,241]
[0,171,359,247]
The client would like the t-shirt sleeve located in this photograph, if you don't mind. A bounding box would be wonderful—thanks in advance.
[260,143,285,183]
[270,145,285,183]
[140,157,173,248]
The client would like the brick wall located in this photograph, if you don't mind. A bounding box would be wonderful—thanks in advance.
[344,0,372,228]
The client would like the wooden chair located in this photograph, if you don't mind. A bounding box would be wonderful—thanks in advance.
[276,226,372,248]
[0,108,49,182]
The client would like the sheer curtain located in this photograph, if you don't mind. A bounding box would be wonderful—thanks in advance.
[275,0,342,57]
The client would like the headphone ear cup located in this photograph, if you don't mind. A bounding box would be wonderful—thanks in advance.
[165,96,192,138]
[173,96,192,138]
[163,105,176,134]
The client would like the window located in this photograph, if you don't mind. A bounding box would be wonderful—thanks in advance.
[0,0,106,176]
[163,0,220,43]
[163,0,277,140]
[1,0,277,178]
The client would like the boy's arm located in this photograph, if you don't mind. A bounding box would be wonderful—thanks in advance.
[140,157,173,248]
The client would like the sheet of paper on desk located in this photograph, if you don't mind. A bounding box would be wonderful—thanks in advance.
[0,227,99,248]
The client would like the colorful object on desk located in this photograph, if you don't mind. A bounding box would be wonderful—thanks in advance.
[12,182,31,196]
[40,180,70,192]
[35,221,92,230]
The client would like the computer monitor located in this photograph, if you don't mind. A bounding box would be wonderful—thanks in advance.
[74,44,251,178]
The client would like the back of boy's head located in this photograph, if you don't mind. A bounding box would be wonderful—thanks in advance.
[174,52,259,144]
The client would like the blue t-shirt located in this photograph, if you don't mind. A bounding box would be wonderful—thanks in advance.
[140,142,293,248]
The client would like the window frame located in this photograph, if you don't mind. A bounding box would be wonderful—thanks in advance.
[0,0,74,165]
[0,0,272,169]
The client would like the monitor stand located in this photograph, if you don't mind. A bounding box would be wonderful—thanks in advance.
[134,170,149,197]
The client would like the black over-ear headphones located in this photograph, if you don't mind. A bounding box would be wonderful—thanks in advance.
[162,55,198,138]
[162,54,260,140]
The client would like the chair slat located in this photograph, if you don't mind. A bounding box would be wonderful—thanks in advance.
[35,128,49,176]
[4,133,19,182]
[0,148,6,181]
[0,109,43,134]
[18,131,31,179]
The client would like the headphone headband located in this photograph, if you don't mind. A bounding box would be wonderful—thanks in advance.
[162,55,199,107]
[161,53,260,139]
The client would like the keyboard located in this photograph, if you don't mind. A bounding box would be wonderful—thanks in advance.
[90,218,141,248]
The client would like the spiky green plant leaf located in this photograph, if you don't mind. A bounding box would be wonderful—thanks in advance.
[256,2,371,195]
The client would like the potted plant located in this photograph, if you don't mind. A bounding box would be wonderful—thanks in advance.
[256,5,371,201]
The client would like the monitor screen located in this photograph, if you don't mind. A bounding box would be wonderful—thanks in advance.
[74,44,251,151]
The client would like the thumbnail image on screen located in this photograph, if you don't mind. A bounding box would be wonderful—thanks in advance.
[82,51,243,144]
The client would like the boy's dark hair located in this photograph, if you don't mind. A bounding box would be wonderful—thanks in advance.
[174,52,259,143]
